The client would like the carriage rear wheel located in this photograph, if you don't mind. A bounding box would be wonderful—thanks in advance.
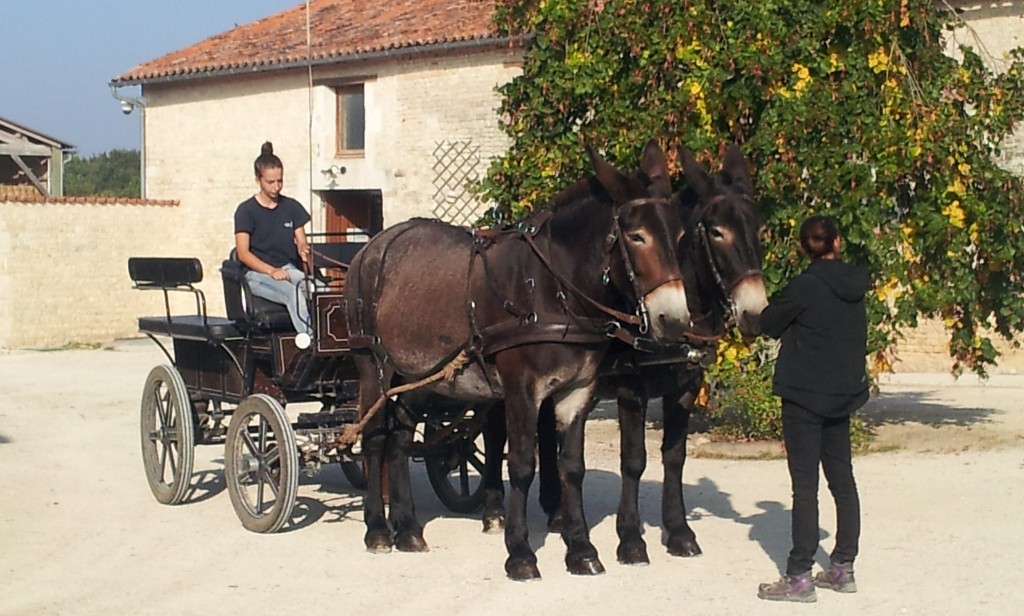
[224,394,299,533]
[140,364,196,505]
[423,416,491,514]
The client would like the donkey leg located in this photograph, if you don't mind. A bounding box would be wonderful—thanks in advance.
[503,389,541,581]
[556,389,605,576]
[662,387,702,557]
[362,424,393,553]
[536,398,563,533]
[354,357,393,553]
[616,386,650,565]
[387,404,428,553]
[481,403,507,535]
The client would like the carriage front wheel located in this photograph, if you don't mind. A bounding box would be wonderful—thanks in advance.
[140,364,196,505]
[224,394,299,533]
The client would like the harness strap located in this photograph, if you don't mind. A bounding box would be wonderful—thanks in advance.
[519,231,642,326]
[477,319,609,356]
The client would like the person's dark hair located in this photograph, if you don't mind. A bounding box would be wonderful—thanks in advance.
[254,141,283,178]
[799,215,840,259]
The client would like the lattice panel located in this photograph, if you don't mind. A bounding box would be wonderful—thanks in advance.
[432,140,484,226]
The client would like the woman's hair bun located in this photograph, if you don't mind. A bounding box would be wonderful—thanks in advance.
[260,141,274,155]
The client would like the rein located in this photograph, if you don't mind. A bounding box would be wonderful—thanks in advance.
[310,247,351,270]
[517,196,678,335]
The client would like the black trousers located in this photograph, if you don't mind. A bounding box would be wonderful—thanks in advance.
[782,400,860,575]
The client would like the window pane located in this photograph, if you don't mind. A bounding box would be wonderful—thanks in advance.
[340,88,365,151]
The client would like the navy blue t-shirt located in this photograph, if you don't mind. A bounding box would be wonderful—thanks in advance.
[233,195,311,268]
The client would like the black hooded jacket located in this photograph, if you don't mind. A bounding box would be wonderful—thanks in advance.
[760,259,870,417]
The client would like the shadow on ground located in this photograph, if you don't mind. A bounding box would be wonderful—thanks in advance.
[858,390,995,428]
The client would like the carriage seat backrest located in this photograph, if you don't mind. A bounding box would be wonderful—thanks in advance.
[129,257,203,288]
[220,250,295,332]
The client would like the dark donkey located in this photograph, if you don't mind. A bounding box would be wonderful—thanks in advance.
[480,143,767,564]
[343,140,691,580]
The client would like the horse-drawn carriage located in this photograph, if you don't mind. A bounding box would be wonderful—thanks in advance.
[130,140,766,580]
[129,233,494,534]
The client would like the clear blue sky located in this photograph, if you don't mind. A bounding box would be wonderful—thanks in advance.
[1,1,300,156]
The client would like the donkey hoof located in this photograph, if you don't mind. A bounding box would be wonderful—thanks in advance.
[566,555,606,576]
[505,558,542,582]
[364,531,393,554]
[395,532,429,553]
[482,514,505,534]
[616,542,650,566]
[667,537,703,558]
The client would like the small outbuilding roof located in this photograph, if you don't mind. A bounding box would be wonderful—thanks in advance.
[0,116,75,154]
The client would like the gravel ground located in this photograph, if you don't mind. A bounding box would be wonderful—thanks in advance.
[1,339,1022,615]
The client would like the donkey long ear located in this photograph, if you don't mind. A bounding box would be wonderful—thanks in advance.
[639,138,671,198]
[587,145,633,203]
[719,143,755,196]
[679,145,714,199]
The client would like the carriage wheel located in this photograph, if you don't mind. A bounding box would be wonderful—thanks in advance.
[224,394,299,533]
[338,454,367,490]
[140,364,195,505]
[423,417,491,514]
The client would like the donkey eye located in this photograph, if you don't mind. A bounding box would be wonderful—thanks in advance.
[710,227,725,240]
[627,232,646,244]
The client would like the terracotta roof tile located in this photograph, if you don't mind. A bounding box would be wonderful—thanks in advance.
[0,194,179,206]
[112,0,500,85]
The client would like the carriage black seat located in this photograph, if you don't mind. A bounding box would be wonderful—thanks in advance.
[128,257,240,342]
[220,251,295,332]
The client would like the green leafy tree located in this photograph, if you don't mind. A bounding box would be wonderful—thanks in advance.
[480,0,1024,376]
[65,149,141,198]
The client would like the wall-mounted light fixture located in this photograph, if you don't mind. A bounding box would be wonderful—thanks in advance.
[321,164,347,177]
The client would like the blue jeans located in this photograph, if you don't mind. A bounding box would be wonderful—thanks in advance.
[244,264,312,334]
[782,400,860,575]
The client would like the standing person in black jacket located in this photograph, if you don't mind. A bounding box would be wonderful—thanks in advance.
[756,215,870,603]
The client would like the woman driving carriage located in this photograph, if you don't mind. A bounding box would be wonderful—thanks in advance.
[233,141,314,341]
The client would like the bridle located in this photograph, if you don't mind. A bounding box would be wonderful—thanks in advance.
[695,221,764,296]
[693,194,764,328]
[605,197,683,334]
[515,195,681,338]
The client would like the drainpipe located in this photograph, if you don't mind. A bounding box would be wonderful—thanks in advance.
[109,85,147,198]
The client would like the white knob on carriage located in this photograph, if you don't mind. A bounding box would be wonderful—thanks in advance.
[295,332,311,349]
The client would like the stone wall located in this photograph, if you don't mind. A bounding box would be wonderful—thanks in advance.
[0,196,184,348]
[137,45,522,319]
[902,2,1024,374]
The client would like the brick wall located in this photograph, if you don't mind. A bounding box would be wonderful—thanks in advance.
[0,196,184,348]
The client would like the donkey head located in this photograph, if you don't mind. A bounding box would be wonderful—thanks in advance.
[678,144,767,337]
[585,140,690,341]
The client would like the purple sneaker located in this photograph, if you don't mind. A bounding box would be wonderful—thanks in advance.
[758,572,817,603]
[814,562,857,593]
